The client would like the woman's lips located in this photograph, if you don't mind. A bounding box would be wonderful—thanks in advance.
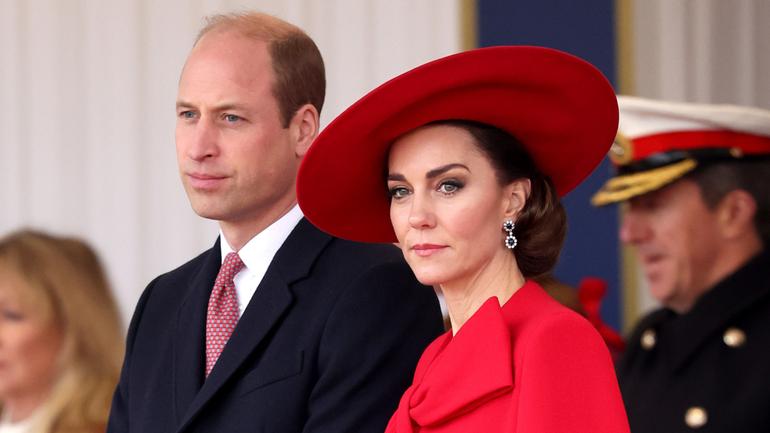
[411,243,447,257]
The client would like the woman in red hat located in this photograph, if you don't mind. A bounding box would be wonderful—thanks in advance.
[297,46,629,433]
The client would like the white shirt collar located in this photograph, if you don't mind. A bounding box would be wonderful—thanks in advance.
[219,204,304,267]
[218,205,304,316]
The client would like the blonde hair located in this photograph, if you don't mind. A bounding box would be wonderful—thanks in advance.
[194,11,326,127]
[0,230,123,433]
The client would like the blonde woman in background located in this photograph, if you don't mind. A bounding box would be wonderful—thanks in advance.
[0,230,123,433]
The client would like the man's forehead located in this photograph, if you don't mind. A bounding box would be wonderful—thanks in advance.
[628,178,702,208]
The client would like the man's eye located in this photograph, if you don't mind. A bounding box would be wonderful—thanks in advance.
[389,187,410,199]
[224,114,241,122]
[179,111,196,119]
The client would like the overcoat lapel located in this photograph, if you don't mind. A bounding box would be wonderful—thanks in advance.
[175,219,332,433]
[172,239,222,424]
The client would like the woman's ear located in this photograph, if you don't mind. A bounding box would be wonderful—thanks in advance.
[504,178,531,219]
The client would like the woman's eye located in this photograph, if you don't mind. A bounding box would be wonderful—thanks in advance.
[389,186,410,199]
[438,181,463,195]
[1,309,25,321]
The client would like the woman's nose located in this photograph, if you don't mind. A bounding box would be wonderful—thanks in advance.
[407,194,436,229]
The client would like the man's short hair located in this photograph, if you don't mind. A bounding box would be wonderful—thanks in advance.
[687,159,770,246]
[196,12,326,127]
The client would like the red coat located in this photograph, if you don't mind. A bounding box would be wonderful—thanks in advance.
[386,280,630,433]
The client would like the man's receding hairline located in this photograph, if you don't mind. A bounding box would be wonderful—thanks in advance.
[194,12,306,48]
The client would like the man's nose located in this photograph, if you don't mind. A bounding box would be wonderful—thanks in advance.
[186,118,219,161]
[619,210,650,245]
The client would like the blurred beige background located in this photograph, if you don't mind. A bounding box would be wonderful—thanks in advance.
[0,0,463,322]
[1,0,768,325]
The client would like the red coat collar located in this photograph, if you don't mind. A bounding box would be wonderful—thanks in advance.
[391,282,542,431]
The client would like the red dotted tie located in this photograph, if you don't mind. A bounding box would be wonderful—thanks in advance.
[205,252,245,377]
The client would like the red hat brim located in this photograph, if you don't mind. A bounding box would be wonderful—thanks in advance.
[297,46,618,243]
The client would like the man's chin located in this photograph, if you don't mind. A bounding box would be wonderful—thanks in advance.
[647,280,674,307]
[189,202,228,221]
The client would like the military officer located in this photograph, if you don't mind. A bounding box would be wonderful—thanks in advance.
[593,96,770,432]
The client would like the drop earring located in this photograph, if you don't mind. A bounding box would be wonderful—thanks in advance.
[502,219,517,249]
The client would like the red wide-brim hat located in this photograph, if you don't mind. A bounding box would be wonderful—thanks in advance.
[297,46,618,243]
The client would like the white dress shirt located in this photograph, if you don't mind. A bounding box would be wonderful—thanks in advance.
[219,205,304,317]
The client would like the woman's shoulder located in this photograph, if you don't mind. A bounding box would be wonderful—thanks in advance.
[508,281,593,331]
[509,281,607,355]
[510,289,630,433]
[528,304,600,345]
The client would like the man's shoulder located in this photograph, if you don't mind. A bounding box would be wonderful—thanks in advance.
[322,236,403,262]
[632,308,672,332]
[283,226,429,305]
[311,236,412,285]
[137,243,219,307]
[621,307,672,354]
[276,218,407,276]
[157,244,218,283]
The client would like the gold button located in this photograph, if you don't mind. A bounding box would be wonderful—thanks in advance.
[610,134,634,165]
[685,406,708,428]
[641,329,656,350]
[723,327,746,348]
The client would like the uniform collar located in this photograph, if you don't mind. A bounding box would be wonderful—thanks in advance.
[667,249,770,371]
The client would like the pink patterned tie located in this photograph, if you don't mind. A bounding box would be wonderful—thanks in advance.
[205,252,245,377]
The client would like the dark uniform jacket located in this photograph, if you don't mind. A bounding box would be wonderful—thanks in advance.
[618,249,770,432]
[107,219,444,433]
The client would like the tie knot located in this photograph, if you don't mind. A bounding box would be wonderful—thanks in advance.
[217,252,245,285]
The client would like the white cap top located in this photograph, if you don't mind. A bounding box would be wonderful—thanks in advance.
[618,96,770,139]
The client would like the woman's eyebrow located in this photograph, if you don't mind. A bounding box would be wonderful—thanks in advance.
[426,163,470,179]
[386,173,406,181]
[387,163,470,182]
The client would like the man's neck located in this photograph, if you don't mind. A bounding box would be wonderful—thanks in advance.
[220,201,297,251]
[709,234,763,289]
[676,235,763,313]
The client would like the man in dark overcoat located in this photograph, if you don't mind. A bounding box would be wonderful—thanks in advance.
[106,11,444,433]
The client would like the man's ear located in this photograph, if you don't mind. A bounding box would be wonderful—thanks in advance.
[716,189,757,240]
[290,103,319,157]
[503,178,531,219]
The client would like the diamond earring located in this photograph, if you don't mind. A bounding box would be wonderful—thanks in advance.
[502,219,517,249]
